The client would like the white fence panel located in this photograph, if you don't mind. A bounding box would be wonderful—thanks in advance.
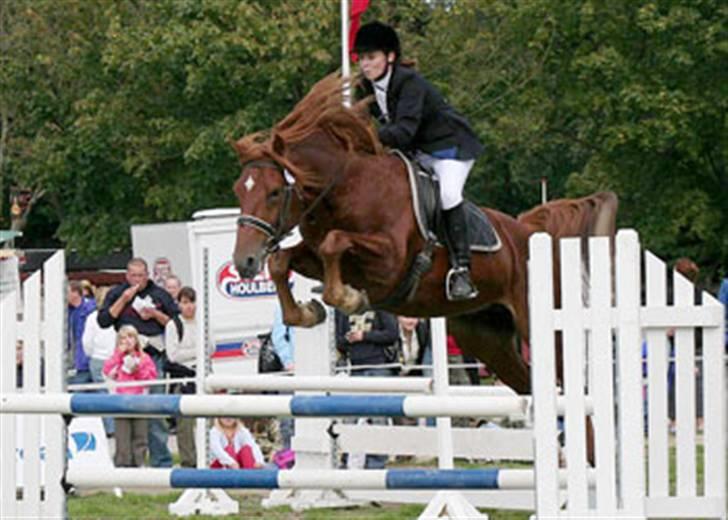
[645,251,670,498]
[42,251,66,518]
[20,272,42,517]
[673,271,697,497]
[615,230,645,516]
[0,289,19,517]
[588,236,618,514]
[559,238,589,515]
[529,233,560,517]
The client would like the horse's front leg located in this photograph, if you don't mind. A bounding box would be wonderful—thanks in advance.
[268,249,326,327]
[318,229,394,315]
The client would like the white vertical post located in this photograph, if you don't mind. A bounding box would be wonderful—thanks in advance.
[645,252,669,498]
[340,0,351,107]
[21,272,42,517]
[560,238,588,514]
[615,229,644,516]
[0,286,19,517]
[673,271,696,496]
[701,293,726,518]
[194,247,209,470]
[42,251,66,518]
[588,237,618,514]
[431,317,454,469]
[529,233,560,517]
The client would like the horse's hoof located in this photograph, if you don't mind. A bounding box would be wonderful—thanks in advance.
[300,300,327,327]
[307,300,327,325]
[351,291,370,315]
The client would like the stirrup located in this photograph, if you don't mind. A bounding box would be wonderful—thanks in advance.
[445,267,478,301]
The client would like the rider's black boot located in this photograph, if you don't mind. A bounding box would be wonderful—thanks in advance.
[443,203,478,301]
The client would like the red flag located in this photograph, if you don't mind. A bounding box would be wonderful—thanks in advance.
[348,0,370,62]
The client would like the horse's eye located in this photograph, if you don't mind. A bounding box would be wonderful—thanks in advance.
[267,189,281,202]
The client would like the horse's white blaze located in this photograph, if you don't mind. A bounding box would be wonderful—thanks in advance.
[244,175,255,192]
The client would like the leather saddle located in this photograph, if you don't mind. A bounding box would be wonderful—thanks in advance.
[392,150,501,253]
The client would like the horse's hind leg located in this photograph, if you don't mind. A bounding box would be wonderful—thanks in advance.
[448,305,530,394]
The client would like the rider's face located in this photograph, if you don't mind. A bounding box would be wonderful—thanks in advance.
[359,50,394,81]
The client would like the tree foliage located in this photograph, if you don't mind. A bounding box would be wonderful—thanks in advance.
[1,0,726,278]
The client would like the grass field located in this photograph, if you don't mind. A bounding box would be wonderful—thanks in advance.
[68,491,531,519]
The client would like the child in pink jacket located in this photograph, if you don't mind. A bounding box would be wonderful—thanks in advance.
[103,325,157,466]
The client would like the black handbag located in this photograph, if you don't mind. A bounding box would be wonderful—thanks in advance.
[257,332,284,373]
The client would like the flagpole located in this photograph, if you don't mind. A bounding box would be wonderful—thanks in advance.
[341,0,351,107]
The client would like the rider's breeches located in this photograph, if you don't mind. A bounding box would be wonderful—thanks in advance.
[415,153,475,210]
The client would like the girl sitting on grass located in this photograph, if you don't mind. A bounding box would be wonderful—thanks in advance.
[210,417,265,469]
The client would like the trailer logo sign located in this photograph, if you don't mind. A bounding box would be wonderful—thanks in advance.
[216,261,278,298]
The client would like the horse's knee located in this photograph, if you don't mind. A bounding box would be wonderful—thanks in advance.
[318,230,351,258]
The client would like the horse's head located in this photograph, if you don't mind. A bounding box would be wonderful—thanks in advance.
[232,158,298,278]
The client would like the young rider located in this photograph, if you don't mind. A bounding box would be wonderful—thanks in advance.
[354,21,483,301]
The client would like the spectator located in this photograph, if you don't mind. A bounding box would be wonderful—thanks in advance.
[462,354,482,386]
[164,275,182,301]
[82,286,116,437]
[447,335,471,427]
[271,305,295,452]
[447,335,470,386]
[210,418,265,469]
[397,316,431,376]
[272,306,294,372]
[336,309,399,469]
[165,286,198,468]
[98,257,177,468]
[67,281,96,386]
[103,325,157,467]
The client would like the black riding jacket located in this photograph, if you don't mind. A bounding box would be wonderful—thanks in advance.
[360,64,483,160]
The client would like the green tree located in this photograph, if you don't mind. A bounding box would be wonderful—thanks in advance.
[1,0,340,255]
[2,0,725,277]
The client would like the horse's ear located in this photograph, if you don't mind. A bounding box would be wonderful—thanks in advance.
[229,138,244,161]
[272,133,286,157]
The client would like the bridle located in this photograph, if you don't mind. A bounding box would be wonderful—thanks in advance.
[236,159,339,254]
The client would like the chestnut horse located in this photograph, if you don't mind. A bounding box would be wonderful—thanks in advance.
[232,75,617,395]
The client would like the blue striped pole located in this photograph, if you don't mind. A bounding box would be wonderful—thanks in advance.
[0,393,527,418]
[66,468,541,490]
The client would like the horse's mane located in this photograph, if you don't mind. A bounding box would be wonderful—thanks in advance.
[234,74,383,190]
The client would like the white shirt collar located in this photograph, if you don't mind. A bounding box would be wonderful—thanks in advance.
[373,66,392,92]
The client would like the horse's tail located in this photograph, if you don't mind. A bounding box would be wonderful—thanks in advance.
[517,191,618,243]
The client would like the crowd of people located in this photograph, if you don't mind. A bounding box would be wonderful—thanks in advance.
[62,254,487,472]
[60,248,726,473]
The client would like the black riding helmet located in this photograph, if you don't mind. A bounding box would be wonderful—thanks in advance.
[353,21,400,59]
